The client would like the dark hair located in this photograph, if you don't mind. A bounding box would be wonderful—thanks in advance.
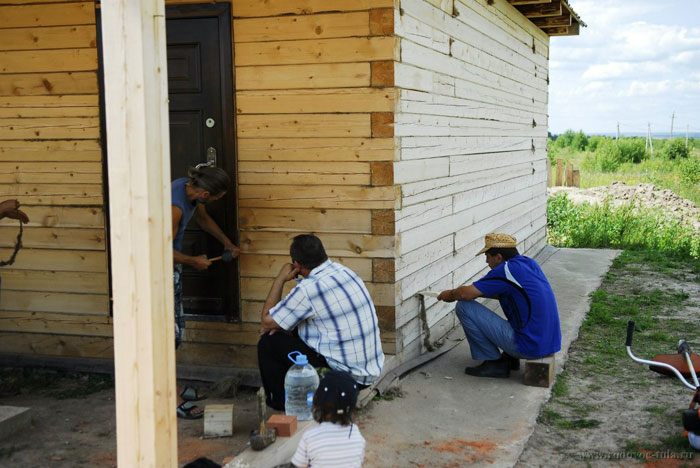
[290,234,328,270]
[312,370,358,426]
[485,247,519,261]
[187,166,230,196]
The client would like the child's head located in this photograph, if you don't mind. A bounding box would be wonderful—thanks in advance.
[312,370,359,426]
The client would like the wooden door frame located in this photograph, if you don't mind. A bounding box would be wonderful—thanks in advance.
[98,2,240,322]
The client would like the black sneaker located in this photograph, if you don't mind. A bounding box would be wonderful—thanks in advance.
[502,352,520,371]
[464,358,511,378]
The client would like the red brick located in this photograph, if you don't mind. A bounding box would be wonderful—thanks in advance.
[267,414,298,437]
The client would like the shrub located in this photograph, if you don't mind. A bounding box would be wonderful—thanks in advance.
[679,156,700,185]
[554,129,576,149]
[663,138,690,160]
[587,135,606,152]
[571,131,589,151]
[618,138,648,163]
[585,139,623,172]
[547,194,700,259]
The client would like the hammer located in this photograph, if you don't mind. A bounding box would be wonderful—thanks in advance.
[208,249,236,263]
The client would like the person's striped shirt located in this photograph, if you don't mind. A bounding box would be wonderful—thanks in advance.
[291,422,365,468]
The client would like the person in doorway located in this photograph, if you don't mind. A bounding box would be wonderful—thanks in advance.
[258,234,384,410]
[437,233,561,378]
[172,166,240,418]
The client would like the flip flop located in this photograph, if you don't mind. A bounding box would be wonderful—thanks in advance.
[177,401,204,420]
[180,386,207,402]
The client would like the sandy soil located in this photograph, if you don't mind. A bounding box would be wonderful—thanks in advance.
[549,182,700,229]
[0,378,259,468]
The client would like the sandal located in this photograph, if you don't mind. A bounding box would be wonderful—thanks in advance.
[180,386,207,402]
[177,401,204,420]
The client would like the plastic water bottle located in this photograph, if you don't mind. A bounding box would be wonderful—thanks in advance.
[284,351,319,421]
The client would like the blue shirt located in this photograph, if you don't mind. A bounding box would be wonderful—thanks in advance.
[473,255,561,357]
[171,178,197,252]
[270,260,385,385]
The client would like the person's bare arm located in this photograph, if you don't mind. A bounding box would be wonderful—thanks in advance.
[260,263,300,334]
[437,284,483,302]
[193,204,240,255]
[172,206,211,270]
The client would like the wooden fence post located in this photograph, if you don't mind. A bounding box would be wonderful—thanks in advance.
[555,159,563,186]
[100,0,178,466]
[565,162,574,186]
[546,158,552,187]
[572,170,580,188]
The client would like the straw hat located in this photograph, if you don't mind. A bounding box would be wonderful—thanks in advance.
[475,233,517,256]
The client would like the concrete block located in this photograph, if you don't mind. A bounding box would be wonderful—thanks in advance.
[0,406,31,441]
[523,355,555,388]
[267,414,297,437]
[204,404,234,438]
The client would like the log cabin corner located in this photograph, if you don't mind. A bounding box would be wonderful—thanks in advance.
[0,0,584,382]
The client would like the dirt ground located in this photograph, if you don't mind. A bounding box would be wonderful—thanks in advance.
[549,182,700,229]
[0,376,260,467]
[517,254,700,467]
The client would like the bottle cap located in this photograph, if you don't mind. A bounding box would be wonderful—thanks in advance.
[288,351,308,365]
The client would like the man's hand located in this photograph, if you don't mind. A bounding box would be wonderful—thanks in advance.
[437,290,455,302]
[191,254,212,271]
[277,263,301,282]
[223,242,241,258]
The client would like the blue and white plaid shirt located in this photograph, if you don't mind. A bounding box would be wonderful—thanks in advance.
[270,260,384,385]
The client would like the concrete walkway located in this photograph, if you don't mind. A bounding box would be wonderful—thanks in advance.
[359,247,620,468]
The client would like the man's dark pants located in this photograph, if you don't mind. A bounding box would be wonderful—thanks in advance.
[257,331,328,410]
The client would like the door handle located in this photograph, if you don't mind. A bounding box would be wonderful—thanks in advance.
[206,147,217,167]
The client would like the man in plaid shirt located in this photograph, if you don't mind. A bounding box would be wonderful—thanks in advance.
[258,234,384,410]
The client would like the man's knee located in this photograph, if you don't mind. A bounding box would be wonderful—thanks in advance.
[456,300,479,321]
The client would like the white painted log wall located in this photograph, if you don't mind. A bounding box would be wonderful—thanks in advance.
[394,0,550,358]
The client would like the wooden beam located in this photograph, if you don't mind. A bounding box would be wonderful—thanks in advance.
[531,14,571,27]
[507,0,551,5]
[516,1,562,18]
[99,1,177,467]
[546,23,579,36]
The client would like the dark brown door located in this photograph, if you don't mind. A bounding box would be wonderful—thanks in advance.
[166,4,237,320]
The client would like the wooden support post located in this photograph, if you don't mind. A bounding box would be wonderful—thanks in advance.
[524,355,555,388]
[555,159,563,186]
[565,162,574,187]
[100,0,177,466]
[572,170,580,188]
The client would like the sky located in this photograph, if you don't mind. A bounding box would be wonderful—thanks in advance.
[548,0,700,135]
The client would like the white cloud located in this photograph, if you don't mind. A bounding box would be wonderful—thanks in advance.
[620,80,671,97]
[582,62,668,81]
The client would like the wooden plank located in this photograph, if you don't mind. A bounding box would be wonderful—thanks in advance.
[233,11,370,43]
[371,161,393,186]
[240,254,372,281]
[238,161,370,186]
[0,270,108,294]
[371,60,394,87]
[0,311,112,337]
[0,226,105,250]
[236,88,395,114]
[239,231,395,258]
[100,0,177,465]
[546,157,552,187]
[0,290,108,315]
[239,207,371,233]
[0,183,102,199]
[0,161,101,173]
[0,248,106,272]
[565,161,574,186]
[0,106,99,118]
[238,185,395,210]
[555,158,563,186]
[0,117,99,139]
[0,25,96,51]
[0,162,102,184]
[371,210,394,235]
[401,135,542,160]
[237,113,370,138]
[371,112,393,137]
[237,137,394,162]
[0,332,114,359]
[0,95,97,108]
[0,49,97,74]
[236,63,370,90]
[0,72,98,96]
[0,2,95,28]
[372,258,395,283]
[236,36,395,66]
[0,206,104,228]
[0,139,101,162]
[232,0,394,17]
[370,8,394,36]
[572,169,580,187]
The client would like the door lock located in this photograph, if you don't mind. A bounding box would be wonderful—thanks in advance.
[206,147,217,167]
[206,118,216,128]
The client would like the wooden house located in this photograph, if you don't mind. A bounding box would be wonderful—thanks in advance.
[0,0,584,381]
